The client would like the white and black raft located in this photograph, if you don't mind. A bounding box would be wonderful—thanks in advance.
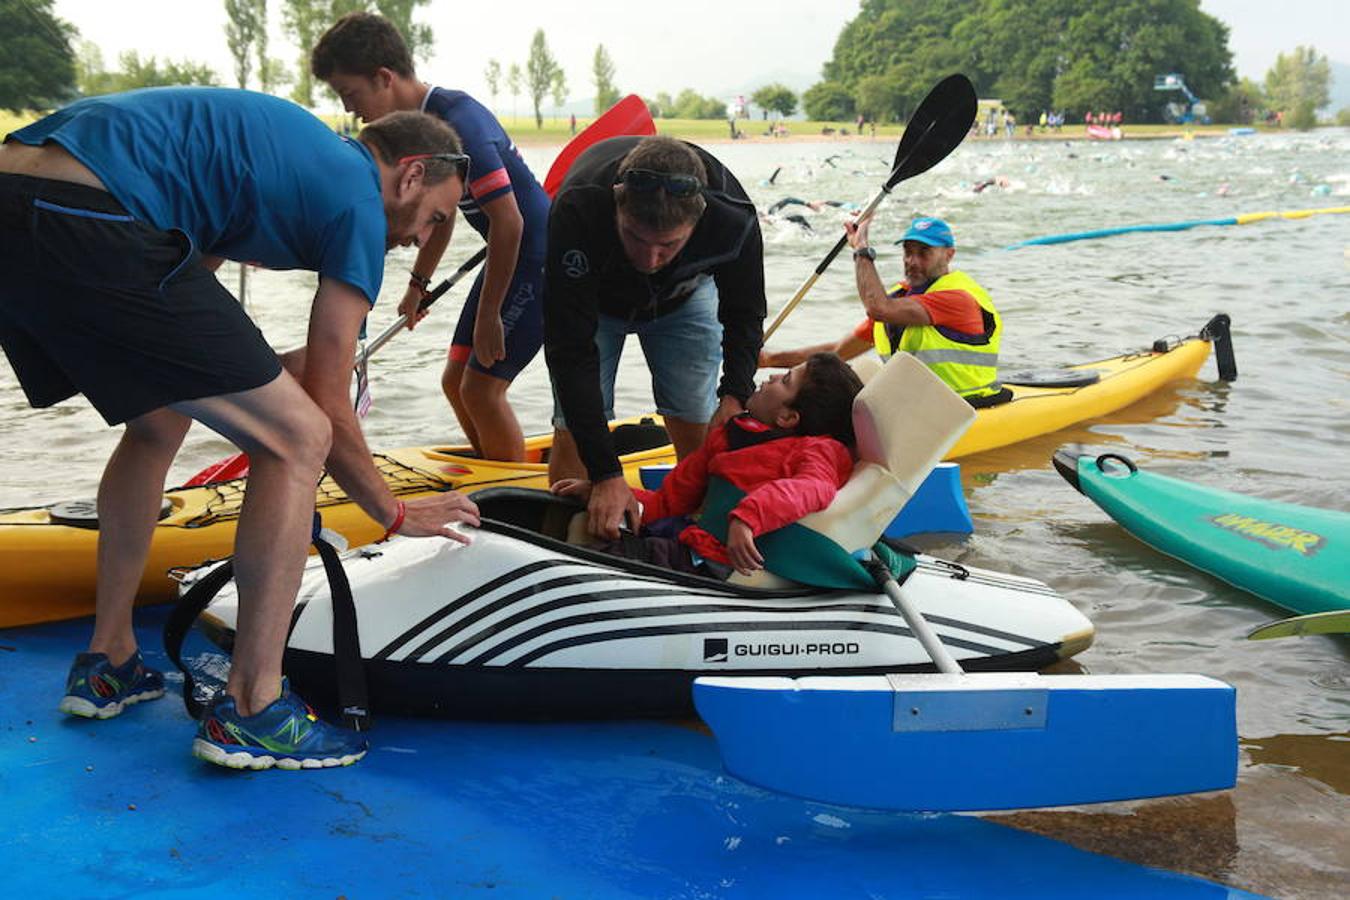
[173,354,1092,720]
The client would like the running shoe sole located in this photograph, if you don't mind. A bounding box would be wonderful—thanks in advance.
[58,687,166,719]
[192,737,366,771]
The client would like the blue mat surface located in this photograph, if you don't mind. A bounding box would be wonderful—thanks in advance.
[1,607,1261,898]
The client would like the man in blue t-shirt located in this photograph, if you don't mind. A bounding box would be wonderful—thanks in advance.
[313,12,551,463]
[0,87,481,771]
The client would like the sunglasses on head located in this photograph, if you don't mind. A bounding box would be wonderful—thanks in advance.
[399,152,472,180]
[618,168,703,198]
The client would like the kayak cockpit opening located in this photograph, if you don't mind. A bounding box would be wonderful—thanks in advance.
[471,486,822,596]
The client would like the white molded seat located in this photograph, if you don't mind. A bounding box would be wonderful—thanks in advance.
[729,353,975,587]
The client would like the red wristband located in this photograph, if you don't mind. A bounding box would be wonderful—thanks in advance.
[380,500,406,542]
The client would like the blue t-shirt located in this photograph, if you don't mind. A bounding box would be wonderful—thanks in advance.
[422,87,549,259]
[8,86,387,304]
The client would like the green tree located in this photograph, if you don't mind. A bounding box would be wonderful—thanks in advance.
[74,40,116,97]
[110,51,218,91]
[0,0,76,112]
[507,62,522,120]
[484,59,501,112]
[592,44,619,114]
[751,83,797,119]
[822,0,974,109]
[261,57,293,93]
[282,0,323,106]
[811,0,1234,123]
[550,68,568,116]
[1208,77,1263,124]
[253,1,272,91]
[525,29,560,128]
[69,49,218,97]
[652,91,674,118]
[802,81,854,121]
[854,73,904,123]
[1264,46,1331,119]
[225,0,265,89]
[374,0,433,62]
[672,89,725,120]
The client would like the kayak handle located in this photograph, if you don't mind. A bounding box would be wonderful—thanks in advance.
[1095,453,1138,475]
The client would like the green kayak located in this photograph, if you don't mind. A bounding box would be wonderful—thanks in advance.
[1054,449,1350,617]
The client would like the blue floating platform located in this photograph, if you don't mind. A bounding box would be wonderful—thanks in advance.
[0,608,1259,897]
[696,673,1237,813]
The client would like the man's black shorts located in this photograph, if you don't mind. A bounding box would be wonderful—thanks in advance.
[0,173,282,425]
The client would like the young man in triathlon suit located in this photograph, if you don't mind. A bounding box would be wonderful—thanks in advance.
[0,89,480,770]
[544,136,766,541]
[313,12,550,461]
[760,216,1007,407]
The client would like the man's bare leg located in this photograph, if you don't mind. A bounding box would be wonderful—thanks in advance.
[547,427,585,483]
[662,416,708,460]
[442,359,481,452]
[88,408,192,666]
[173,374,331,716]
[461,368,525,462]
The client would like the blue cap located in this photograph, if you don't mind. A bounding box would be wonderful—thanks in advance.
[901,217,955,247]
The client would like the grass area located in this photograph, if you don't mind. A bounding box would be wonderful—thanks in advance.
[2,105,1296,149]
[498,114,902,144]
[1,109,39,135]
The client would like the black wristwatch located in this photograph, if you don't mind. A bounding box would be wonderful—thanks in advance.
[853,246,877,262]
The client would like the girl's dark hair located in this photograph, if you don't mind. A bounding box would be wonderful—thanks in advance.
[312,12,415,80]
[614,136,707,230]
[358,112,464,185]
[788,353,864,446]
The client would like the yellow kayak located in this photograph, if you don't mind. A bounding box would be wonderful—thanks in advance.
[0,316,1233,628]
[947,315,1233,458]
[0,419,674,627]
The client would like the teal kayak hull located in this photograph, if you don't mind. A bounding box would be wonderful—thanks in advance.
[1055,450,1350,617]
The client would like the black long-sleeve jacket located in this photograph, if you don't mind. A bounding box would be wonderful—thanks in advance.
[544,136,766,481]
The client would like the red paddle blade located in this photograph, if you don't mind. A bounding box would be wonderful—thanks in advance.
[543,94,655,196]
[182,451,249,487]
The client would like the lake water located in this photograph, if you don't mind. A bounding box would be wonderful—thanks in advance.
[2,130,1347,896]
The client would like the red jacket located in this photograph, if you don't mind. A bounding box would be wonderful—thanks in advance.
[635,416,855,564]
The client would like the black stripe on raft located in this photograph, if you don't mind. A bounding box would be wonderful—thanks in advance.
[373,558,579,659]
[499,618,1013,668]
[403,573,710,660]
[433,598,901,664]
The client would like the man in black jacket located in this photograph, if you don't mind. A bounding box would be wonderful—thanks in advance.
[544,136,765,540]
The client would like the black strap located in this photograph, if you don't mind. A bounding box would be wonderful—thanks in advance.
[163,557,236,721]
[162,514,371,731]
[314,533,371,731]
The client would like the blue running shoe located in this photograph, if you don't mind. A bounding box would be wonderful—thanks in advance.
[59,650,165,719]
[192,678,367,771]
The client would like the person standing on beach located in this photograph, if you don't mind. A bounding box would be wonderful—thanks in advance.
[313,12,550,462]
[0,88,480,769]
[543,135,766,540]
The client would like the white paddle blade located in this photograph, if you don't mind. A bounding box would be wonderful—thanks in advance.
[694,672,1236,812]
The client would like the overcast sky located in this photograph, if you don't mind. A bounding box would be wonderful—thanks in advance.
[51,0,1349,110]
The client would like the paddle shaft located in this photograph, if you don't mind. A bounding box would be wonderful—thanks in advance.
[864,553,964,674]
[762,109,948,343]
[762,181,893,342]
[356,246,486,367]
[881,577,963,674]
